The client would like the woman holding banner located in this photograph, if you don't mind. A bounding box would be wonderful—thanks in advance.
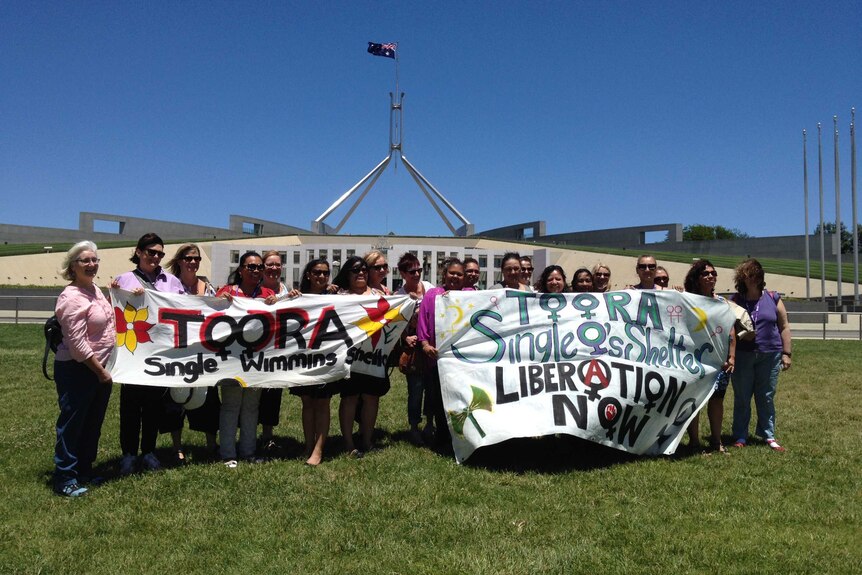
[159,244,220,463]
[288,259,338,465]
[395,252,435,444]
[333,256,388,457]
[113,233,185,475]
[534,265,568,293]
[684,259,736,453]
[730,259,792,452]
[417,257,466,451]
[215,251,276,467]
[258,250,289,456]
[52,241,115,497]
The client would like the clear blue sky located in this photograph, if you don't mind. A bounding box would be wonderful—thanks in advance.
[2,1,859,239]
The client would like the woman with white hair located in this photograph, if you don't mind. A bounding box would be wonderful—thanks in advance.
[52,241,115,497]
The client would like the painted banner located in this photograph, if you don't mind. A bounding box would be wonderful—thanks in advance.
[435,289,735,463]
[108,289,415,388]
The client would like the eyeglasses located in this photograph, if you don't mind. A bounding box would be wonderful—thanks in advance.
[244,264,264,272]
[349,266,367,274]
[144,248,166,259]
[370,264,389,272]
[700,270,718,277]
[654,277,669,284]
[403,268,422,275]
[265,262,282,269]
[182,256,202,263]
[637,263,657,270]
[75,257,100,265]
[310,269,330,277]
[594,272,610,278]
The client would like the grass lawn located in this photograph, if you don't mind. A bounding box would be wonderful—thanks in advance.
[1,326,860,574]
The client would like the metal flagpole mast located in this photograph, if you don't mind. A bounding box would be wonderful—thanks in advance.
[834,116,842,303]
[819,123,826,302]
[851,107,858,305]
[804,129,810,299]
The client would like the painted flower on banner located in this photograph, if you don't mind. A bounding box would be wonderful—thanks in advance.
[115,304,154,353]
[352,297,407,348]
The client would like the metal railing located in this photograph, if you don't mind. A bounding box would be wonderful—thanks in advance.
[0,296,57,324]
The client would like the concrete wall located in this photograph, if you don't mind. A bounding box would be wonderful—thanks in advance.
[539,223,683,248]
[0,212,311,246]
[478,221,547,241]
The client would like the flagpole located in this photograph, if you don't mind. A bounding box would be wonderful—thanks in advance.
[804,129,810,299]
[819,123,826,302]
[851,107,858,305]
[835,115,842,304]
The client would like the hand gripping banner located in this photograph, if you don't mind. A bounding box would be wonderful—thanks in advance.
[435,289,735,463]
[108,289,415,388]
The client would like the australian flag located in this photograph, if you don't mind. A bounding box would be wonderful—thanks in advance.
[367,42,397,59]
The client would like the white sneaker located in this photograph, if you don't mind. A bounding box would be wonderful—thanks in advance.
[119,454,137,476]
[140,452,162,471]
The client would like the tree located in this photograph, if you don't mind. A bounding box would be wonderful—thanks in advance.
[812,222,862,254]
[683,224,751,242]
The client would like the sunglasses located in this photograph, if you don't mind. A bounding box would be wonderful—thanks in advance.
[244,263,264,272]
[182,256,202,263]
[370,264,389,272]
[701,270,718,277]
[144,248,166,259]
[522,267,534,273]
[654,277,669,284]
[349,266,367,274]
[310,269,330,277]
[75,257,100,265]
[403,268,422,275]
[637,263,657,270]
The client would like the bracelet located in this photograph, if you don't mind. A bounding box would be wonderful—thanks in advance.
[782,351,792,357]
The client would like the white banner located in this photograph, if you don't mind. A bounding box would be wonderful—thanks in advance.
[108,289,415,388]
[435,289,735,462]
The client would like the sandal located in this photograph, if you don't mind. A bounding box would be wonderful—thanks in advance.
[710,441,728,454]
[766,439,786,452]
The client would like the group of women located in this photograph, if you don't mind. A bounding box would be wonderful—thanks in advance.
[51,239,791,497]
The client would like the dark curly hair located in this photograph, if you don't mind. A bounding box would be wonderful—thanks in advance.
[733,258,766,296]
[684,259,715,295]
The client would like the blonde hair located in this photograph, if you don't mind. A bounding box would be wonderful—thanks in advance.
[165,243,201,277]
[60,241,98,281]
[364,250,387,267]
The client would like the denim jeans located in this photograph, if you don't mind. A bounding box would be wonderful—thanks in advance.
[219,386,262,460]
[731,350,782,442]
[120,383,165,455]
[54,360,112,489]
[406,372,424,427]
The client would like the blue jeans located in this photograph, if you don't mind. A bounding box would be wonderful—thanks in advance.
[54,360,112,489]
[731,350,782,442]
[406,372,425,427]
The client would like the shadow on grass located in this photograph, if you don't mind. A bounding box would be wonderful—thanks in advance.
[461,435,642,474]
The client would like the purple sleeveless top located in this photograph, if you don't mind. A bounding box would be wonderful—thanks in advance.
[733,291,782,353]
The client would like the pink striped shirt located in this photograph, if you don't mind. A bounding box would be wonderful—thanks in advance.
[55,285,116,365]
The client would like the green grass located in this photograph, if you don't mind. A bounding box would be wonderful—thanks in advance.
[1,326,860,574]
[527,240,861,284]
